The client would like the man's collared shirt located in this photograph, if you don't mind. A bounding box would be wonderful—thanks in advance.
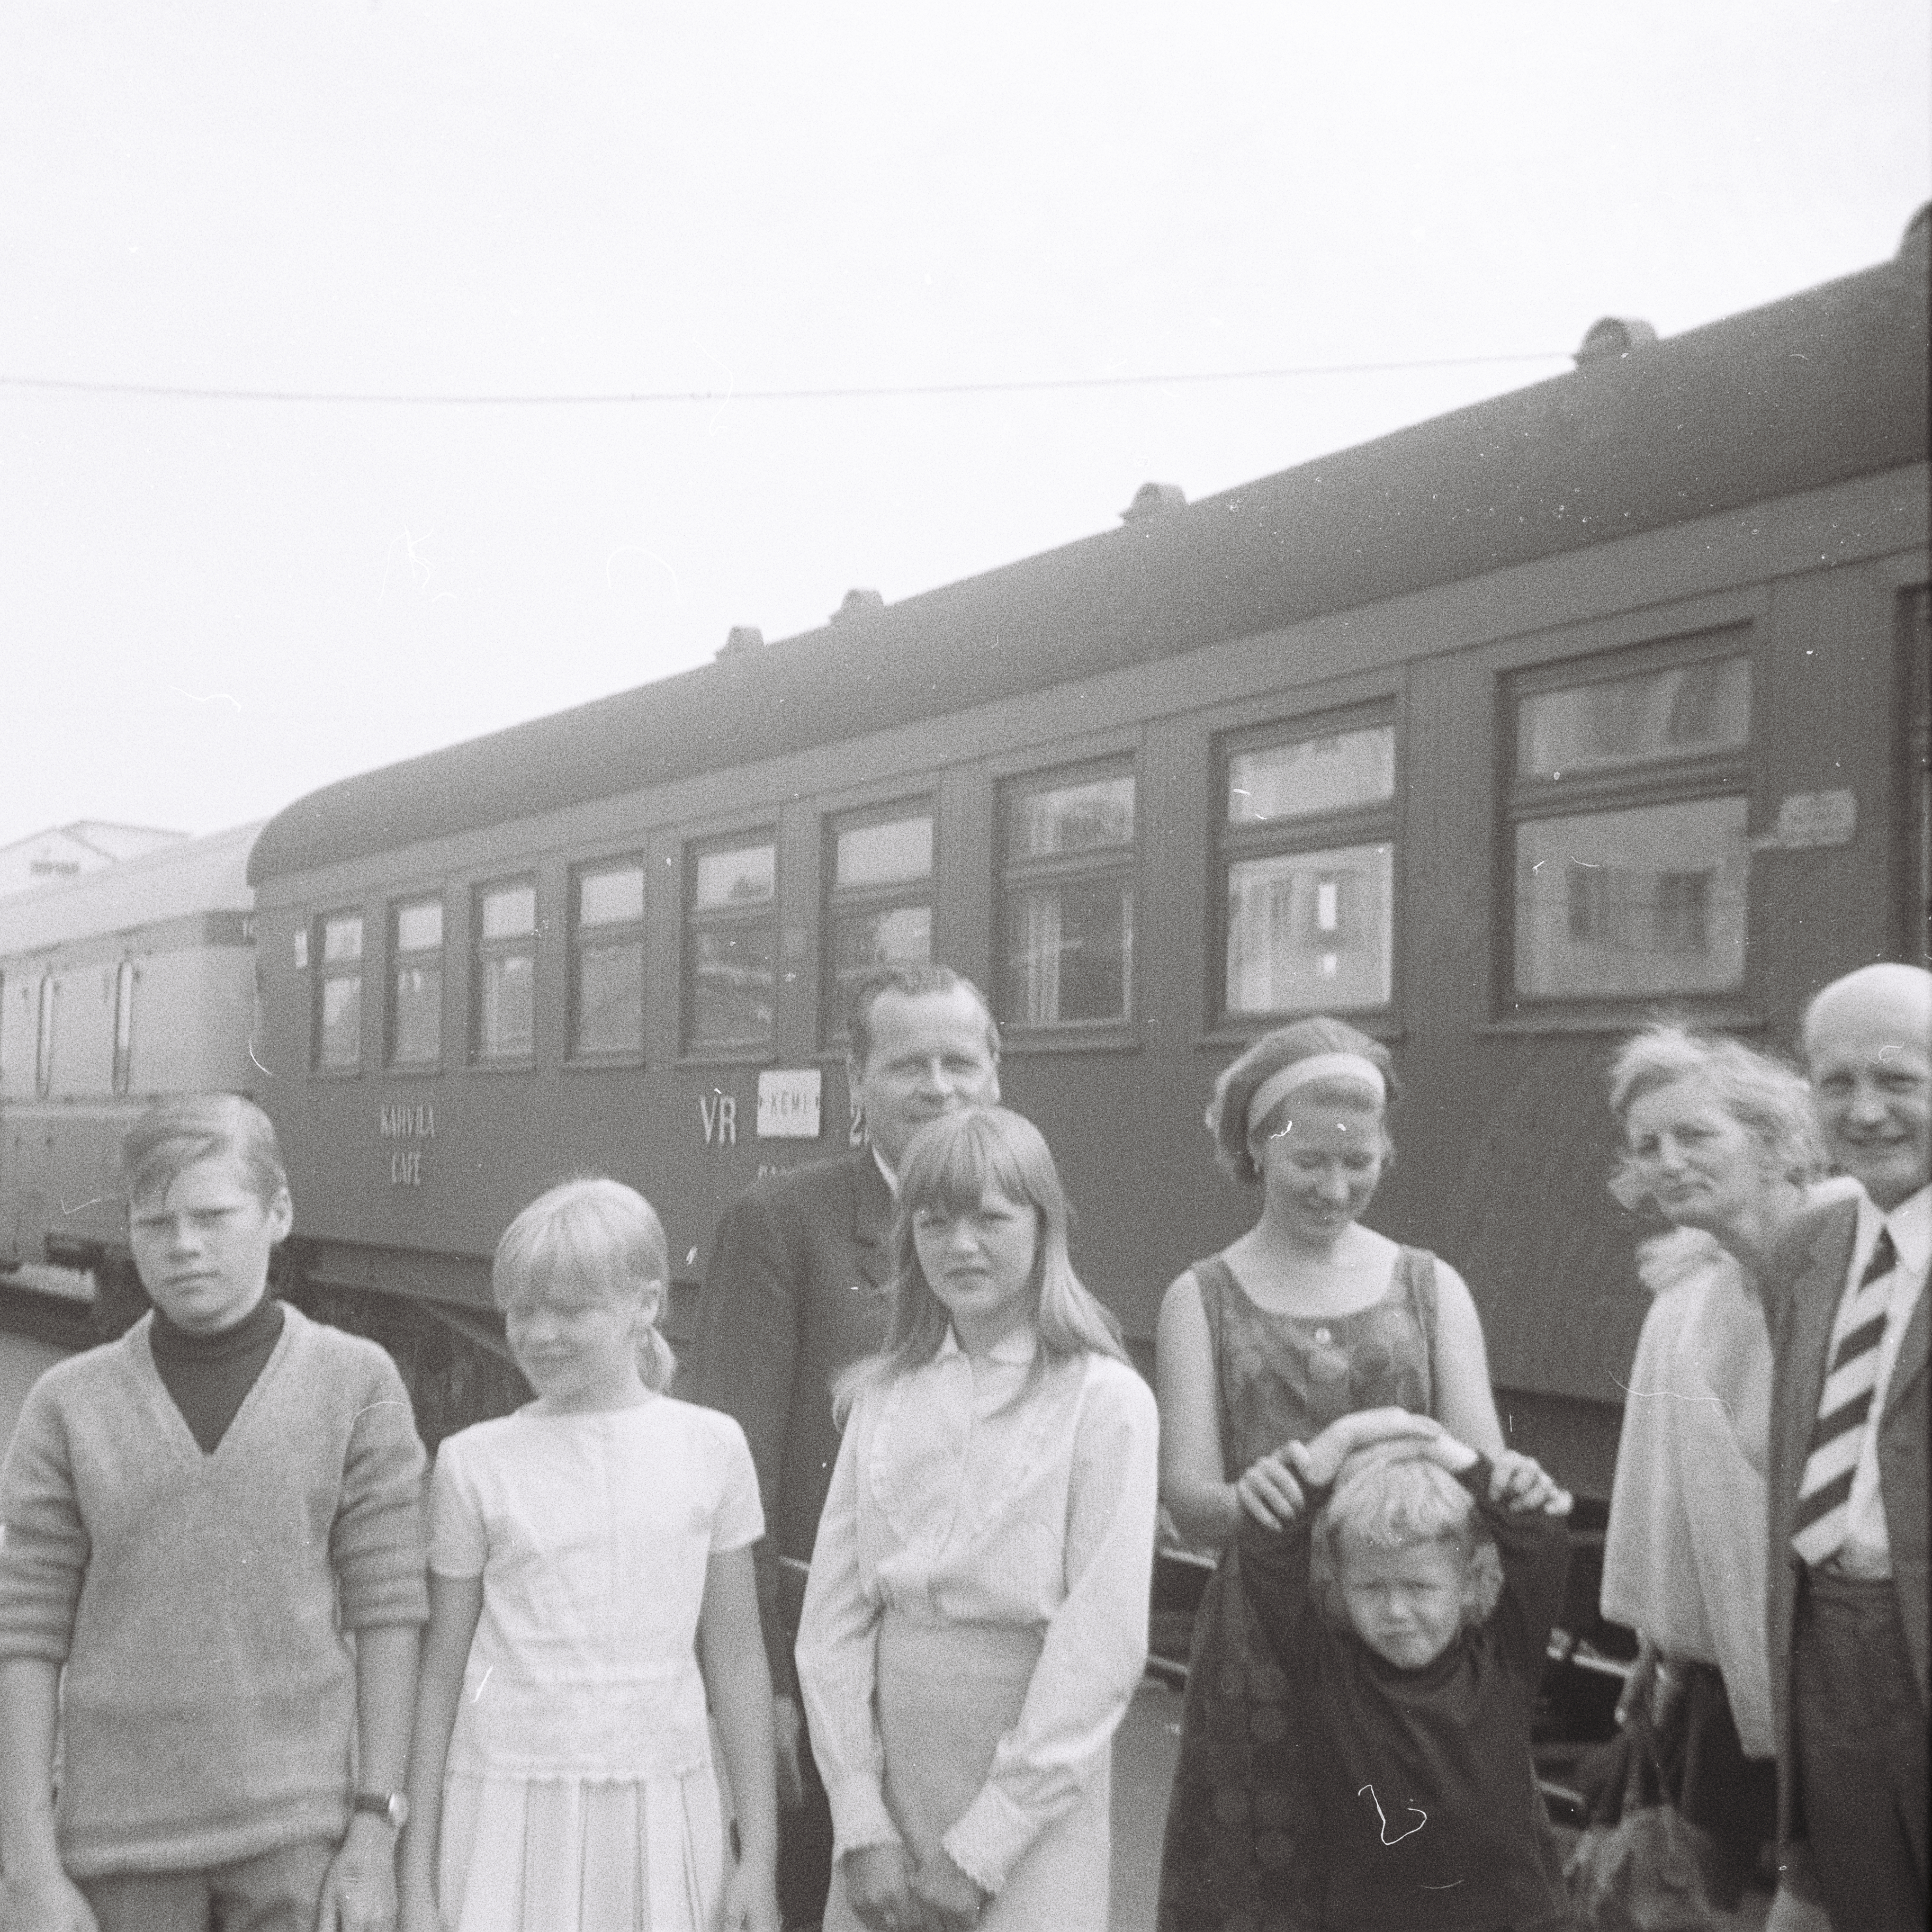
[1828,1182,1930,1578]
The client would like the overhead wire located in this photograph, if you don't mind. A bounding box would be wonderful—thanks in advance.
[0,348,1571,407]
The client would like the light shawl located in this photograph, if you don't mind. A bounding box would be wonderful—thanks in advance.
[1599,1225,1777,1756]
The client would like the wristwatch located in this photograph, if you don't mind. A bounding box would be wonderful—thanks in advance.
[354,1791,410,1830]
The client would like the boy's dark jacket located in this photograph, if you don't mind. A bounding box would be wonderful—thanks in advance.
[1237,1456,1572,1931]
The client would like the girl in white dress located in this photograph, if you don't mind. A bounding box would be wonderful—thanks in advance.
[400,1179,780,1932]
[796,1106,1160,1932]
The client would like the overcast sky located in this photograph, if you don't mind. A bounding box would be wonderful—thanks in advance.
[3,0,1926,852]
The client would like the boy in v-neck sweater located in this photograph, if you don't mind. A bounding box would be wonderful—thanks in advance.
[0,1096,428,1932]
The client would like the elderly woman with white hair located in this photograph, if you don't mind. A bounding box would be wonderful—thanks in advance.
[1601,1023,1845,1928]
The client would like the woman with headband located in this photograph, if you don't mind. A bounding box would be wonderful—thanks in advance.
[1153,1017,1507,1932]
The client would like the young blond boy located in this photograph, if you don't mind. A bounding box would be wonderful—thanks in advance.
[1239,1409,1573,1931]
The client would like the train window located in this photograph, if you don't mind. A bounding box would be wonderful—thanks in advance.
[684,835,777,1054]
[1517,657,1749,780]
[1220,720,1396,1020]
[112,960,135,1095]
[314,912,364,1070]
[571,860,646,1058]
[824,808,934,1038]
[473,880,537,1064]
[1508,646,1751,1001]
[388,897,443,1069]
[999,767,1135,1028]
[35,974,56,1098]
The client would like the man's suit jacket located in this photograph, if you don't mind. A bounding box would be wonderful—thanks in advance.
[695,1149,896,1694]
[1764,1193,1930,1839]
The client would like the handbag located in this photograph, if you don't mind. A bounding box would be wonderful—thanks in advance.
[1563,1706,1726,1932]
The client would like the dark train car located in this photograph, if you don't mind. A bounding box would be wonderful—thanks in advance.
[0,823,262,1331]
[247,222,1928,1490]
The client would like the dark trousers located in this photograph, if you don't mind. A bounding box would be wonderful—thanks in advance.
[1791,1569,1929,1932]
[777,1553,835,1931]
[779,1695,837,1931]
[79,1837,337,1932]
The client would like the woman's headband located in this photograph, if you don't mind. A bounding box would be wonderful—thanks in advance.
[1246,1052,1387,1138]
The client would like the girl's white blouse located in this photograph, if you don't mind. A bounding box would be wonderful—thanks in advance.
[796,1332,1160,1892]
[429,1397,763,1781]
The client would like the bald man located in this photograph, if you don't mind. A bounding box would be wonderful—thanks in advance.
[1764,963,1930,1931]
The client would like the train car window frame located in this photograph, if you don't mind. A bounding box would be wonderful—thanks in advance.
[112,958,136,1096]
[35,973,56,1099]
[1502,628,1754,1012]
[996,758,1138,1042]
[569,856,648,1064]
[1897,583,1930,968]
[470,877,540,1069]
[312,909,365,1074]
[821,802,936,1046]
[681,830,778,1061]
[1214,707,1398,1030]
[387,895,445,1073]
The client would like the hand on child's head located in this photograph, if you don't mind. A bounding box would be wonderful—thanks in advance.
[1304,1408,1439,1486]
[1334,1436,1434,1495]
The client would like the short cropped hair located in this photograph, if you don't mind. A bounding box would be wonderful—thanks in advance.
[1206,1017,1398,1185]
[492,1177,676,1392]
[835,1106,1128,1419]
[1606,1023,1823,1212]
[121,1093,289,1211]
[1314,1453,1503,1629]
[847,964,1001,1072]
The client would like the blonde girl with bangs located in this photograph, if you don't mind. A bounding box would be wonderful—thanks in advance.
[796,1108,1159,1932]
[400,1179,779,1932]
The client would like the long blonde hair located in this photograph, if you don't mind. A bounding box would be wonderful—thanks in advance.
[492,1177,676,1391]
[834,1107,1128,1421]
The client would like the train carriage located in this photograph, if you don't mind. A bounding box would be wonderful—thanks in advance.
[0,823,263,1332]
[237,220,1928,1492]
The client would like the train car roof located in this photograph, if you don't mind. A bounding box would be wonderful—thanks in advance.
[250,235,1930,887]
[0,822,262,958]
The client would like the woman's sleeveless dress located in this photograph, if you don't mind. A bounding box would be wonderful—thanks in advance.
[1154,1249,1439,1932]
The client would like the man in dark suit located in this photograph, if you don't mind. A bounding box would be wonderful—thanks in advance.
[1765,961,1929,1931]
[696,964,1001,1928]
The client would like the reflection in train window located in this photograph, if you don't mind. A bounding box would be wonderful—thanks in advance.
[1220,717,1396,1021]
[113,960,136,1095]
[315,912,364,1070]
[572,860,645,1058]
[1517,657,1749,780]
[685,835,776,1054]
[473,880,537,1064]
[1509,642,1751,1001]
[1000,767,1135,1028]
[389,897,444,1068]
[825,808,933,1039]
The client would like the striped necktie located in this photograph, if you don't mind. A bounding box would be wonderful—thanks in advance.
[1791,1227,1898,1567]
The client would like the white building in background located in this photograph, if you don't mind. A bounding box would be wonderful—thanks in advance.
[0,823,187,897]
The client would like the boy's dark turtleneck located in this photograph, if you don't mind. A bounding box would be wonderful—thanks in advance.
[148,1295,286,1454]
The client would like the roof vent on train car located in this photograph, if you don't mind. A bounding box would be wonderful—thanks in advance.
[1899,202,1930,265]
[1119,481,1187,524]
[1573,316,1658,365]
[830,588,885,625]
[716,625,765,660]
